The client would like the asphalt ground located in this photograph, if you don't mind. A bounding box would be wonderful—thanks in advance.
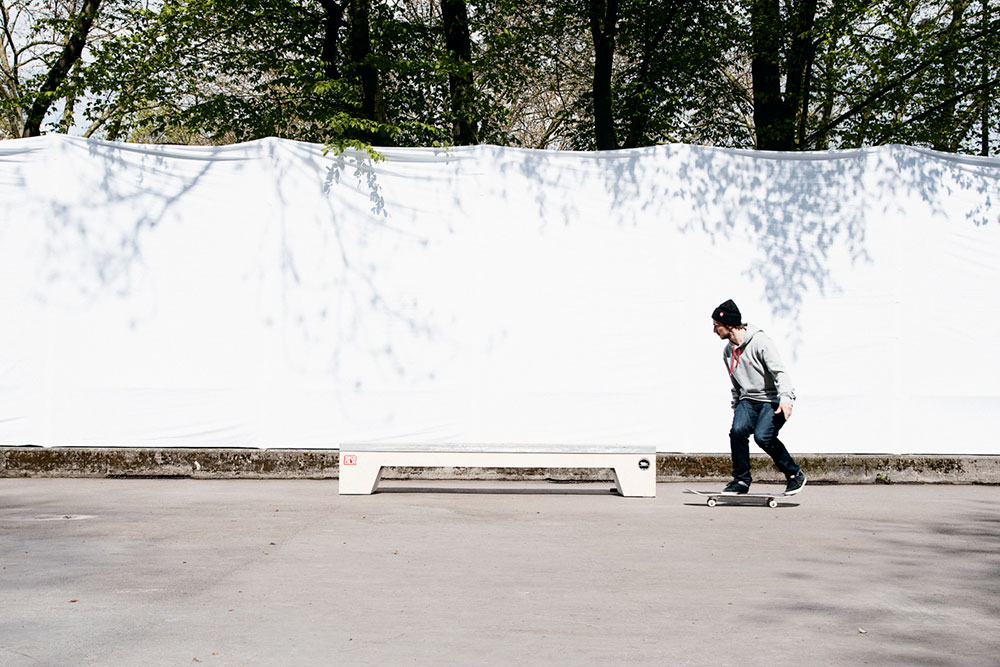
[1,479,998,666]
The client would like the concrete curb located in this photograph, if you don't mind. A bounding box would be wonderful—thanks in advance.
[1,447,998,484]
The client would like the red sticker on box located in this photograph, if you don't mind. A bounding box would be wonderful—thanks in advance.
[343,454,357,465]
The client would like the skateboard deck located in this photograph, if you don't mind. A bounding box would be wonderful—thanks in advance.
[684,488,788,508]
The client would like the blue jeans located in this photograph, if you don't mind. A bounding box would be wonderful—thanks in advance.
[730,399,801,484]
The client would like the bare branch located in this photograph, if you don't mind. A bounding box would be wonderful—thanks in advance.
[873,76,1000,145]
[804,22,999,146]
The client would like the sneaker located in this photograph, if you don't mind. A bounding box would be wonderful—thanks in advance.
[785,471,807,495]
[722,479,750,494]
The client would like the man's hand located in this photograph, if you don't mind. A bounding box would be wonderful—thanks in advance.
[775,402,793,420]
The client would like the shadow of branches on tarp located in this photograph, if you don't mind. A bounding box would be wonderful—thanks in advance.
[888,146,1000,228]
[23,136,442,392]
[37,138,222,307]
[487,142,998,353]
[681,147,874,326]
[322,148,387,218]
[261,140,450,390]
[487,144,876,351]
[15,136,999,402]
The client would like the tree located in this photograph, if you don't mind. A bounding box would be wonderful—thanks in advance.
[4,0,996,155]
[979,0,992,155]
[734,0,1000,151]
[475,0,734,150]
[441,0,476,144]
[749,0,814,150]
[1,0,133,138]
[77,0,402,145]
[588,0,618,150]
[471,0,591,148]
[19,0,101,136]
[612,0,736,148]
[348,0,383,130]
[77,0,499,148]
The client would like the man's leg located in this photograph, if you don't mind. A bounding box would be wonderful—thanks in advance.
[729,400,755,485]
[752,404,801,477]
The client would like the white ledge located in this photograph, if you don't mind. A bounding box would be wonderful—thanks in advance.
[338,445,657,497]
[340,442,657,454]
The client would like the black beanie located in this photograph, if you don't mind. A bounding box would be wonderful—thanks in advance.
[712,299,742,326]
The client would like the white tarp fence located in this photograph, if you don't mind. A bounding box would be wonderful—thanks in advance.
[1,134,998,453]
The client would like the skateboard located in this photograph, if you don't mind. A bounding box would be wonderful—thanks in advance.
[684,488,788,508]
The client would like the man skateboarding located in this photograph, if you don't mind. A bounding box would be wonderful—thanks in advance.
[711,299,806,496]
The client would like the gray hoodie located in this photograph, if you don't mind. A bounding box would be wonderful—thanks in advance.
[722,324,796,407]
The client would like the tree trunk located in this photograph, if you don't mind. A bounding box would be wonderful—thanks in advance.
[622,5,677,149]
[785,0,818,147]
[983,0,992,156]
[319,0,346,80]
[589,0,619,150]
[59,90,76,133]
[750,0,792,150]
[815,0,848,149]
[1,1,24,136]
[21,0,102,137]
[441,0,478,145]
[348,0,383,127]
[935,0,969,151]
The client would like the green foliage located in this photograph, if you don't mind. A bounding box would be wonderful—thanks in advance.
[1,0,143,138]
[824,0,1000,152]
[2,0,996,154]
[737,0,1000,151]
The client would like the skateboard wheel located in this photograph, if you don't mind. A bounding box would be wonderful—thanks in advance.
[707,498,717,507]
[768,498,777,508]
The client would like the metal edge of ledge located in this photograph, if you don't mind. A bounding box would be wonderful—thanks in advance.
[1,447,999,484]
